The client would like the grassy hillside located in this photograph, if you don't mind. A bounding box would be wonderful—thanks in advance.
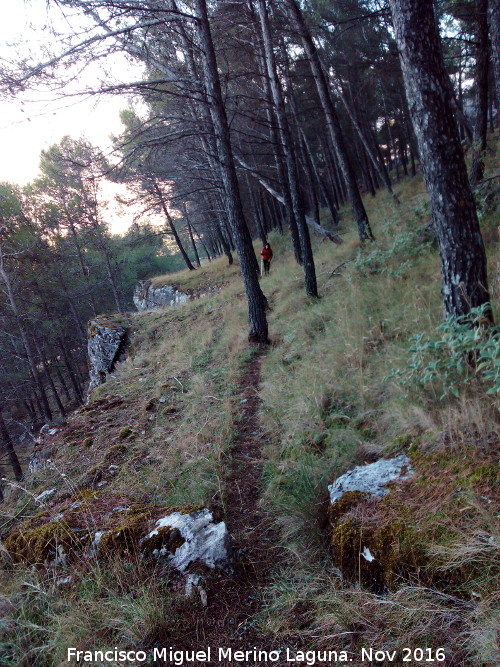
[0,152,499,665]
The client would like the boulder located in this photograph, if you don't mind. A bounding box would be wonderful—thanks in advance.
[28,427,60,473]
[327,454,415,592]
[87,317,127,400]
[328,454,414,505]
[5,497,232,578]
[141,508,232,572]
[133,280,188,312]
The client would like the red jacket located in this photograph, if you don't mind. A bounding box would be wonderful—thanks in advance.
[261,246,273,261]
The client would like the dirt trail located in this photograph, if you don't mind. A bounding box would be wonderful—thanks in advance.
[192,348,287,665]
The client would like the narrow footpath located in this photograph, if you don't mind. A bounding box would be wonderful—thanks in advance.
[194,348,288,665]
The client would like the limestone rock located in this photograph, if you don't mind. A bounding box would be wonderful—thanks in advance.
[133,280,188,312]
[34,488,57,504]
[28,426,60,473]
[141,508,232,572]
[87,317,127,400]
[328,454,415,592]
[328,454,414,505]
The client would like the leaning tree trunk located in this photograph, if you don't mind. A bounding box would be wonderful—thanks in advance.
[154,183,195,271]
[194,0,269,342]
[256,0,318,297]
[389,0,491,320]
[489,2,500,119]
[0,411,23,481]
[283,0,374,242]
[336,86,399,203]
[470,0,490,185]
[0,245,53,421]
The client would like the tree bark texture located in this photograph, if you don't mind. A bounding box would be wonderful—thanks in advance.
[0,411,23,481]
[489,2,500,112]
[470,0,489,185]
[389,0,491,319]
[194,0,269,342]
[283,0,374,242]
[256,0,318,297]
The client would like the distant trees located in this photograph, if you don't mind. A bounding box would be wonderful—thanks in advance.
[283,0,375,242]
[194,0,269,341]
[0,168,185,481]
[0,0,496,443]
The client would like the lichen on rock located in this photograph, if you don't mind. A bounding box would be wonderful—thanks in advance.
[328,454,414,504]
[87,316,128,401]
[133,280,189,312]
[141,508,232,572]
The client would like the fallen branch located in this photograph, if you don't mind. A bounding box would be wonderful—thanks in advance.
[476,172,500,186]
[320,260,351,277]
[235,154,343,244]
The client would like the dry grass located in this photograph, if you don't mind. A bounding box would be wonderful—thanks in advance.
[1,138,498,665]
[256,142,499,664]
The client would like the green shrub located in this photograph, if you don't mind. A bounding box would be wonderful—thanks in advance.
[392,304,500,398]
[351,228,433,277]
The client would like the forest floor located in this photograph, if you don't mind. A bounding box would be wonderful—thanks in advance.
[188,348,291,664]
[0,140,498,666]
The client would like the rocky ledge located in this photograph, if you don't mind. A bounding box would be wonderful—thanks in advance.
[133,280,188,312]
[5,494,233,576]
[87,316,128,400]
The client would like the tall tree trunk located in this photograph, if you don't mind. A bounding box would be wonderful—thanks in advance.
[54,363,72,403]
[389,0,492,320]
[253,30,302,264]
[190,221,212,262]
[285,0,374,241]
[283,0,374,241]
[154,183,195,270]
[53,261,87,342]
[256,0,318,297]
[323,138,343,208]
[58,337,84,404]
[194,0,269,342]
[66,219,99,316]
[182,206,202,267]
[33,337,66,418]
[235,155,343,243]
[336,84,399,202]
[470,0,490,185]
[0,411,23,481]
[489,2,500,121]
[300,129,340,226]
[0,245,53,421]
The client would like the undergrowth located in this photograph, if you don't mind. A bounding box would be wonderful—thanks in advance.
[1,140,498,665]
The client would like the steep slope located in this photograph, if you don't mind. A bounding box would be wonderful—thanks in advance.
[0,163,499,666]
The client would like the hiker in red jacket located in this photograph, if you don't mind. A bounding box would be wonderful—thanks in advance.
[260,243,273,276]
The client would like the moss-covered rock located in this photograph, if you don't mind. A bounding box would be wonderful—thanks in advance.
[5,521,89,565]
[87,317,128,399]
[3,497,205,568]
[328,446,500,596]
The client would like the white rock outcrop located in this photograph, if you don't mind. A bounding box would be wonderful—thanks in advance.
[87,317,127,400]
[328,454,414,505]
[141,508,232,572]
[133,281,188,312]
